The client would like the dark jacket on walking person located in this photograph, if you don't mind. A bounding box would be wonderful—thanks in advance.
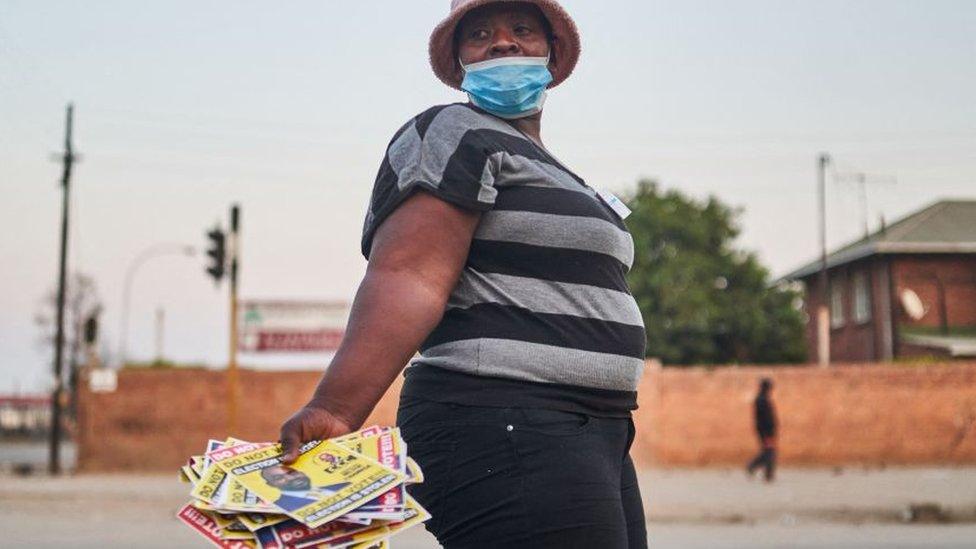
[754,380,777,440]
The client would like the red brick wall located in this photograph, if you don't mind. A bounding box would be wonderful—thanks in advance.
[633,362,976,467]
[76,368,404,472]
[892,255,976,328]
[77,362,976,471]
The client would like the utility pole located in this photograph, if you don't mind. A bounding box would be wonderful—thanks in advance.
[227,204,241,434]
[50,103,77,474]
[817,153,831,368]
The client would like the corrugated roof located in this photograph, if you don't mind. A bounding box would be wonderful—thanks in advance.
[781,200,976,280]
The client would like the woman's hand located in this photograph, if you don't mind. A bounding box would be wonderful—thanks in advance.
[279,404,354,464]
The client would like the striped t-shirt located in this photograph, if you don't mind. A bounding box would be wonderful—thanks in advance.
[362,103,646,403]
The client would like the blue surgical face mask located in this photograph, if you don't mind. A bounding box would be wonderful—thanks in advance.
[460,55,553,120]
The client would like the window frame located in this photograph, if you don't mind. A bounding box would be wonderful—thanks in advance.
[852,270,873,324]
[830,276,846,329]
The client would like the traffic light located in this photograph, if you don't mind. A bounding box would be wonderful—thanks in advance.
[83,315,99,345]
[206,227,226,284]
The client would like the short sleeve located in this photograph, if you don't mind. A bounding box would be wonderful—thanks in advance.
[361,104,499,259]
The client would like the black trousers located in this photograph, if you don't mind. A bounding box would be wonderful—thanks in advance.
[747,446,777,481]
[397,398,647,549]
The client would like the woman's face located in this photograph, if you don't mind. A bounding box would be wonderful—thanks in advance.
[456,4,554,67]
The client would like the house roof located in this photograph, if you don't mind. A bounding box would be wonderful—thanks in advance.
[782,199,976,280]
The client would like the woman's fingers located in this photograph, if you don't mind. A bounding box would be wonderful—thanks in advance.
[279,413,306,464]
[279,407,356,464]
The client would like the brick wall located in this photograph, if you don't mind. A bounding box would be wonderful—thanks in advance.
[77,362,976,471]
[632,362,976,467]
[893,255,976,328]
[75,368,405,472]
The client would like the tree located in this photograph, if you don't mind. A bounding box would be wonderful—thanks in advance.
[34,272,103,416]
[624,180,806,365]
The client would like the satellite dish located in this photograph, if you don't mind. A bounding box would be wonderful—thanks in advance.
[900,289,926,321]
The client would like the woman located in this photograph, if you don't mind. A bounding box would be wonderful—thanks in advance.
[279,1,648,546]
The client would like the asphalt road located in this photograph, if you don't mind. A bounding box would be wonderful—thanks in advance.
[645,523,976,549]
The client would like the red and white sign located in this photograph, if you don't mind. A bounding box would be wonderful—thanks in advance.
[249,329,344,352]
[176,504,253,549]
[239,300,349,353]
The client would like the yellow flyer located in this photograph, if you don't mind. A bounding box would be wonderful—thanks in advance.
[315,525,391,549]
[180,464,198,484]
[349,540,389,549]
[336,429,408,520]
[190,454,206,476]
[221,477,276,513]
[236,511,289,533]
[192,499,217,512]
[385,495,431,536]
[210,513,254,541]
[330,425,384,446]
[193,439,235,504]
[208,441,405,528]
[326,495,429,548]
[405,456,424,484]
[216,438,276,513]
[192,463,229,504]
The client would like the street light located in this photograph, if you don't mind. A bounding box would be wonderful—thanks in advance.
[117,243,196,368]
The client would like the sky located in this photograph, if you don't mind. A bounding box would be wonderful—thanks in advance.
[1,0,974,393]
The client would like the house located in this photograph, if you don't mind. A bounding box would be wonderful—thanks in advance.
[782,200,976,362]
[0,395,50,437]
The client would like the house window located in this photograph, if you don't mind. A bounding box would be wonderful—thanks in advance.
[830,277,845,328]
[853,271,872,324]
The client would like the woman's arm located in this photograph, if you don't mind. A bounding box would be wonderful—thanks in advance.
[279,191,480,462]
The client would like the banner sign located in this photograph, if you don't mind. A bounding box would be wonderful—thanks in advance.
[239,301,349,353]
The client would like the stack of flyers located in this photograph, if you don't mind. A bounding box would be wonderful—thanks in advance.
[176,426,430,548]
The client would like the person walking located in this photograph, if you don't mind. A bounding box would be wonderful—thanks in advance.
[278,1,648,547]
[746,378,778,482]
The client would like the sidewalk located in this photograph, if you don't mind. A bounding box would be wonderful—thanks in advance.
[1,468,974,548]
[641,467,976,524]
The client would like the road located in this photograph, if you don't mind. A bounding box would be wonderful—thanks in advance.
[0,440,75,473]
[1,468,974,548]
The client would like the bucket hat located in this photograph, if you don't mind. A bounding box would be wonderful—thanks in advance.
[429,0,581,90]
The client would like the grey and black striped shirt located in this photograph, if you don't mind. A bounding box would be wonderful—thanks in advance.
[363,103,646,397]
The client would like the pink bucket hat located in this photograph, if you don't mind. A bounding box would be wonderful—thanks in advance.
[429,0,582,90]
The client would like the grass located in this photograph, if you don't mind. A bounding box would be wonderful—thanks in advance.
[899,325,976,338]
